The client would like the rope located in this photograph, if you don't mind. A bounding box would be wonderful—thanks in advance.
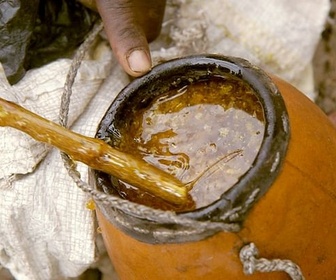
[58,20,240,236]
[59,20,104,127]
[239,243,305,280]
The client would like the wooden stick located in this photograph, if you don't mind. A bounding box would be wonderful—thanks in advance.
[0,98,188,204]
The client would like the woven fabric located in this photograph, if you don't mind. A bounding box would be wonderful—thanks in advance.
[154,0,330,99]
[0,40,121,279]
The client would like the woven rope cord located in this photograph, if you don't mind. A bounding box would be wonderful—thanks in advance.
[58,20,239,234]
[240,243,305,280]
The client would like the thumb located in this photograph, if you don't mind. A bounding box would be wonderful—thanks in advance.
[96,0,165,77]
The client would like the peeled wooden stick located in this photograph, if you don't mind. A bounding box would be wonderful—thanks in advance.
[0,98,187,204]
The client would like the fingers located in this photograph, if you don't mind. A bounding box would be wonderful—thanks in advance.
[96,0,166,77]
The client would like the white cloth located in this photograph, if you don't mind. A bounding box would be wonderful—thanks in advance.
[0,40,125,279]
[0,0,329,279]
[155,0,330,100]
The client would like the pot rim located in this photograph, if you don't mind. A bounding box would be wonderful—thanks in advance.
[93,54,290,242]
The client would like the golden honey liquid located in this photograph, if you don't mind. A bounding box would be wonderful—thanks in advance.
[111,76,265,212]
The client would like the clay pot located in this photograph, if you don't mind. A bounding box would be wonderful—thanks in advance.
[91,55,336,279]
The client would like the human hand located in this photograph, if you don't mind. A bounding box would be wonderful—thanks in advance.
[95,0,166,77]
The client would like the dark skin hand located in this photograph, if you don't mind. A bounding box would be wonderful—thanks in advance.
[95,0,167,77]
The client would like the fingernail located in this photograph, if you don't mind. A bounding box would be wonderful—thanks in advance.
[127,50,151,73]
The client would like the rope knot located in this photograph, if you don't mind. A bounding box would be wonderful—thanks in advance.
[239,242,259,274]
[239,242,305,280]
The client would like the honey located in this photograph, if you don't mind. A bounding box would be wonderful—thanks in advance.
[109,76,265,211]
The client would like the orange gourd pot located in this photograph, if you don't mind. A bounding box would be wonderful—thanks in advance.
[91,55,336,279]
